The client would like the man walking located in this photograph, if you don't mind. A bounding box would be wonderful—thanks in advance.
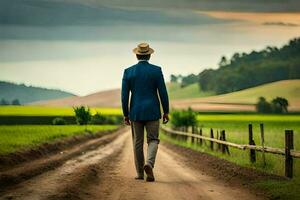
[121,43,169,182]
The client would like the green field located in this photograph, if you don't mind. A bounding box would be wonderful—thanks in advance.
[0,125,118,154]
[168,80,300,112]
[168,80,300,102]
[200,80,300,104]
[164,114,300,174]
[161,113,300,199]
[167,82,215,100]
[0,106,122,116]
[196,114,300,148]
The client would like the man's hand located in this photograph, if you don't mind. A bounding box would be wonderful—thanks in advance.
[124,116,131,126]
[163,113,169,124]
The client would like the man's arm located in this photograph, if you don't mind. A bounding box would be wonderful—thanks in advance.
[157,68,169,117]
[121,70,130,119]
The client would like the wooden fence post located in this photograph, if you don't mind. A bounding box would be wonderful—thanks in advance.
[195,126,199,144]
[217,130,221,151]
[185,126,189,141]
[260,123,266,167]
[181,126,184,141]
[220,130,225,153]
[191,126,195,144]
[285,130,294,178]
[248,124,256,163]
[186,126,189,141]
[199,128,203,145]
[222,130,230,155]
[210,128,214,150]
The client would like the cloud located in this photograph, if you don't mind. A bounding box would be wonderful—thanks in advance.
[263,22,299,27]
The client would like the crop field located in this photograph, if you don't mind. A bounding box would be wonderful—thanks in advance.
[0,106,122,116]
[0,125,118,154]
[162,114,300,174]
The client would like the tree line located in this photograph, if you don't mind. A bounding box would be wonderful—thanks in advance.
[0,98,21,105]
[256,97,289,114]
[171,37,300,94]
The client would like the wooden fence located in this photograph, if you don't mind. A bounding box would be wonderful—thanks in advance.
[160,124,300,178]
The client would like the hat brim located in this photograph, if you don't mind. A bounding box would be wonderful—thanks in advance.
[133,47,154,55]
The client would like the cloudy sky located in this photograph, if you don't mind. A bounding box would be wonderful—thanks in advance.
[0,0,300,95]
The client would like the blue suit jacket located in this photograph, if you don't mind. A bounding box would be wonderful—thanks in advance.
[121,61,169,121]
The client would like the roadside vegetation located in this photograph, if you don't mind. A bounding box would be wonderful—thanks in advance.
[0,105,122,155]
[167,110,300,175]
[162,109,300,200]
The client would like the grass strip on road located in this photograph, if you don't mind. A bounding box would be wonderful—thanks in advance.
[0,125,118,154]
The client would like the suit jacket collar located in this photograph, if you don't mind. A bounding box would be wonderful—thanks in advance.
[138,60,149,64]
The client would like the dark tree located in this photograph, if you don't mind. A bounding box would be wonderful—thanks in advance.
[170,74,178,83]
[181,73,198,88]
[218,56,228,67]
[271,97,289,113]
[0,98,10,105]
[73,106,91,125]
[256,97,272,113]
[198,69,216,91]
[11,99,21,105]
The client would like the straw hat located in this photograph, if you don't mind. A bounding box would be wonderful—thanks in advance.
[133,43,154,55]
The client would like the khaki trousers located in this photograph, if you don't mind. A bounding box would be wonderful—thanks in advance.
[131,120,160,176]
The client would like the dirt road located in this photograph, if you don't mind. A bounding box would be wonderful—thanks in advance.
[0,129,265,200]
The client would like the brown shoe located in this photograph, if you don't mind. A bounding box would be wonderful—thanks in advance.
[144,164,155,182]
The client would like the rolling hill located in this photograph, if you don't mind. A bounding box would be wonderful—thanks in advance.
[0,81,75,104]
[34,83,210,107]
[35,80,300,112]
[171,80,300,112]
[34,88,121,108]
[167,82,215,100]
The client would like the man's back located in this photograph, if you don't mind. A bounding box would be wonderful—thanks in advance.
[122,43,169,182]
[121,61,169,121]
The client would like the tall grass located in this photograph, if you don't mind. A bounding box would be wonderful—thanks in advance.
[163,114,300,176]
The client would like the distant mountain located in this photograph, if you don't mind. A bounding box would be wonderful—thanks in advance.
[0,81,75,104]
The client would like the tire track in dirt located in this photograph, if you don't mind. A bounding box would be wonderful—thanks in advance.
[0,127,126,192]
[0,129,129,200]
[83,130,265,200]
[1,128,268,200]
